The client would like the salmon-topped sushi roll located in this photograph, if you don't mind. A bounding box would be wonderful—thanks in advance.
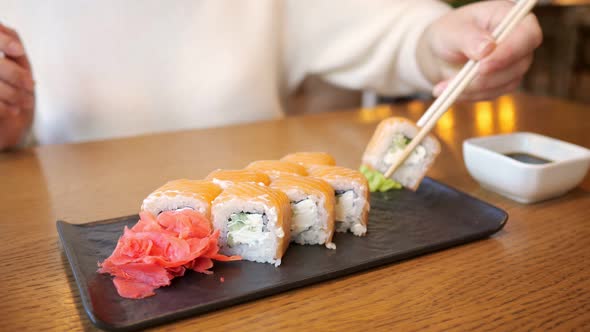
[280,152,336,170]
[212,183,292,266]
[205,169,271,189]
[271,175,336,249]
[141,179,222,219]
[245,160,307,179]
[362,117,440,191]
[308,166,369,236]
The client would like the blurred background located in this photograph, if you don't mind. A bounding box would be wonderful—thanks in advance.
[286,0,590,115]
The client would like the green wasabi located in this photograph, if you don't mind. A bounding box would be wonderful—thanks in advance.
[359,165,402,192]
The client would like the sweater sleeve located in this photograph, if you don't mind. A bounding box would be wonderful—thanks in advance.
[284,0,451,96]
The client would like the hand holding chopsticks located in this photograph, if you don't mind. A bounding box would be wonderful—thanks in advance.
[384,0,539,179]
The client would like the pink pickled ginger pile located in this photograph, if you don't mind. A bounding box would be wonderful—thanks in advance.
[98,209,240,299]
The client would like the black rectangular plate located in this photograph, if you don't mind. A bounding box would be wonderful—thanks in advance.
[57,178,507,331]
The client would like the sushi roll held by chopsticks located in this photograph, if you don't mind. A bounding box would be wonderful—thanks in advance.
[362,117,440,191]
[212,183,292,266]
[363,0,539,191]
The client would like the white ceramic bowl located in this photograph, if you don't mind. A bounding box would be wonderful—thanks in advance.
[463,132,590,204]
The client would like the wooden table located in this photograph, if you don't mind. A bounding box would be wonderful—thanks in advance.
[0,93,588,331]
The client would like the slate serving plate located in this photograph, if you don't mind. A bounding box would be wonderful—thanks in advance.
[57,178,507,331]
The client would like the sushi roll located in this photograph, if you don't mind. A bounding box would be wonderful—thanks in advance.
[212,183,291,266]
[245,160,307,179]
[271,175,336,249]
[308,166,369,236]
[141,179,222,219]
[362,117,440,191]
[280,152,336,169]
[205,169,271,189]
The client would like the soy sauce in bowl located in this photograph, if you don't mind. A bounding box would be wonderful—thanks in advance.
[504,152,552,165]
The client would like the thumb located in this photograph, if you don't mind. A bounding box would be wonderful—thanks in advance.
[433,19,496,63]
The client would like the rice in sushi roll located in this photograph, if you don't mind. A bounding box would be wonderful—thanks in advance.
[308,166,369,236]
[141,179,222,218]
[271,175,336,249]
[212,183,291,266]
[205,169,271,189]
[362,117,440,191]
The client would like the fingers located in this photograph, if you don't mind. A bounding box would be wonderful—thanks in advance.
[0,97,33,150]
[456,23,496,61]
[433,53,530,99]
[468,55,532,93]
[480,13,542,74]
[459,78,522,102]
[0,80,34,117]
[0,24,35,92]
[0,81,34,108]
[431,2,541,102]
[0,24,25,57]
[0,100,18,118]
[0,80,20,104]
[0,33,24,57]
[0,57,35,93]
[428,12,496,65]
[0,25,34,150]
[0,24,31,71]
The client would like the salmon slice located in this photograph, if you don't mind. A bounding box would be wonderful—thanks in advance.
[141,179,222,219]
[307,165,368,185]
[245,160,307,179]
[205,169,271,189]
[213,182,292,217]
[271,174,335,199]
[281,152,336,169]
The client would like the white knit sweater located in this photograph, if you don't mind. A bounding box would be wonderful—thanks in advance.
[2,0,450,144]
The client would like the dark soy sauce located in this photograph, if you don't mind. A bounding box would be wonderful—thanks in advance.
[504,152,553,165]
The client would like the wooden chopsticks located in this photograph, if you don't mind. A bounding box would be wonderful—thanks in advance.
[384,0,538,178]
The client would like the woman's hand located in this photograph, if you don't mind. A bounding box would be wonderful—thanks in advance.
[0,23,35,150]
[418,0,542,101]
